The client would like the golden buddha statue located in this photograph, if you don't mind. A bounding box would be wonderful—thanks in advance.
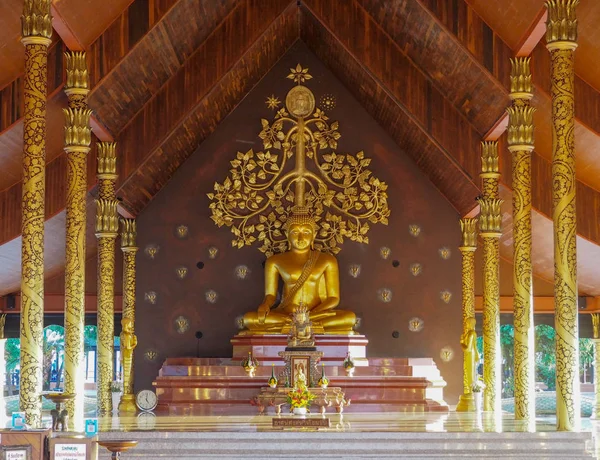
[460,317,479,394]
[210,65,390,336]
[242,207,356,335]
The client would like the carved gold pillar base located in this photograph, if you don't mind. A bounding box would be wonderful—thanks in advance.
[118,393,137,413]
[456,393,476,412]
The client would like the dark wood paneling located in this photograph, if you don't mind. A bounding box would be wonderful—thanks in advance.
[118,2,299,213]
[88,0,240,133]
[87,0,180,88]
[422,0,513,89]
[351,0,510,135]
[301,2,480,214]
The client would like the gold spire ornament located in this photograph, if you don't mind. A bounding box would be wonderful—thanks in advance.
[19,0,53,428]
[208,64,390,256]
[546,0,580,432]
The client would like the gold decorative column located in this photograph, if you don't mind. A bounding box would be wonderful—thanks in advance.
[546,0,580,432]
[95,143,119,415]
[479,141,502,413]
[19,0,52,427]
[456,218,478,412]
[507,57,536,423]
[119,219,138,413]
[591,314,600,419]
[63,52,92,429]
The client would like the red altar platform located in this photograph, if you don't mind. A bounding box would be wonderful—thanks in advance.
[153,335,448,414]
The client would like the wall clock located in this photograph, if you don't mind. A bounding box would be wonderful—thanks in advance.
[135,389,158,412]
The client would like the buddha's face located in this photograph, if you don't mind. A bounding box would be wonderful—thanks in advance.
[122,319,133,332]
[287,223,315,251]
[467,318,476,330]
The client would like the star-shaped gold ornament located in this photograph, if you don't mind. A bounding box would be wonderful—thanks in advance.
[265,95,281,110]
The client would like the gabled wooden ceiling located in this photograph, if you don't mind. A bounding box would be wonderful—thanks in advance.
[2,0,600,302]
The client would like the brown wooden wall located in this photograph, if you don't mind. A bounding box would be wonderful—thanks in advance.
[133,43,464,403]
[87,0,180,87]
[422,0,512,89]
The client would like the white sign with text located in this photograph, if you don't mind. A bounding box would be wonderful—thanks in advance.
[6,450,28,460]
[54,443,87,460]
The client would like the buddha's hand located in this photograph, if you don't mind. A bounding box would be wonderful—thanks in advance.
[257,303,270,323]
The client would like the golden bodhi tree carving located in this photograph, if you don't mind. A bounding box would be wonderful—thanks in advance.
[208,65,390,255]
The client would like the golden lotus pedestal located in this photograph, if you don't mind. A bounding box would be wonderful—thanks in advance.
[253,386,348,415]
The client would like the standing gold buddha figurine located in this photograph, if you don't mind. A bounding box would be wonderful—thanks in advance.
[118,317,138,412]
[241,207,356,335]
[460,317,479,394]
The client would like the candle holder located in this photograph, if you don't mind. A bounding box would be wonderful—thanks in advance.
[97,440,138,459]
[44,392,75,431]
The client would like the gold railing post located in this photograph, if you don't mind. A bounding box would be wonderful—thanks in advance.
[545,0,580,432]
[507,57,536,425]
[19,0,53,427]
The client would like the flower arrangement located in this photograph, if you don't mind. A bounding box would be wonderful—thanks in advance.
[471,377,485,393]
[110,380,123,393]
[286,385,315,409]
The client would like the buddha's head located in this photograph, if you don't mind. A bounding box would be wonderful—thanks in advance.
[122,317,134,333]
[285,207,318,251]
[466,317,476,330]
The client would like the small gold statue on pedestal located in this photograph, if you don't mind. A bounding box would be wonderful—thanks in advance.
[118,318,138,412]
[288,304,315,348]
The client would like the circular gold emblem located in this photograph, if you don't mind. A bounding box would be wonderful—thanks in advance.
[285,85,315,118]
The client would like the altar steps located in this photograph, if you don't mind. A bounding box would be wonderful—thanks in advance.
[98,431,594,459]
[154,356,447,414]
